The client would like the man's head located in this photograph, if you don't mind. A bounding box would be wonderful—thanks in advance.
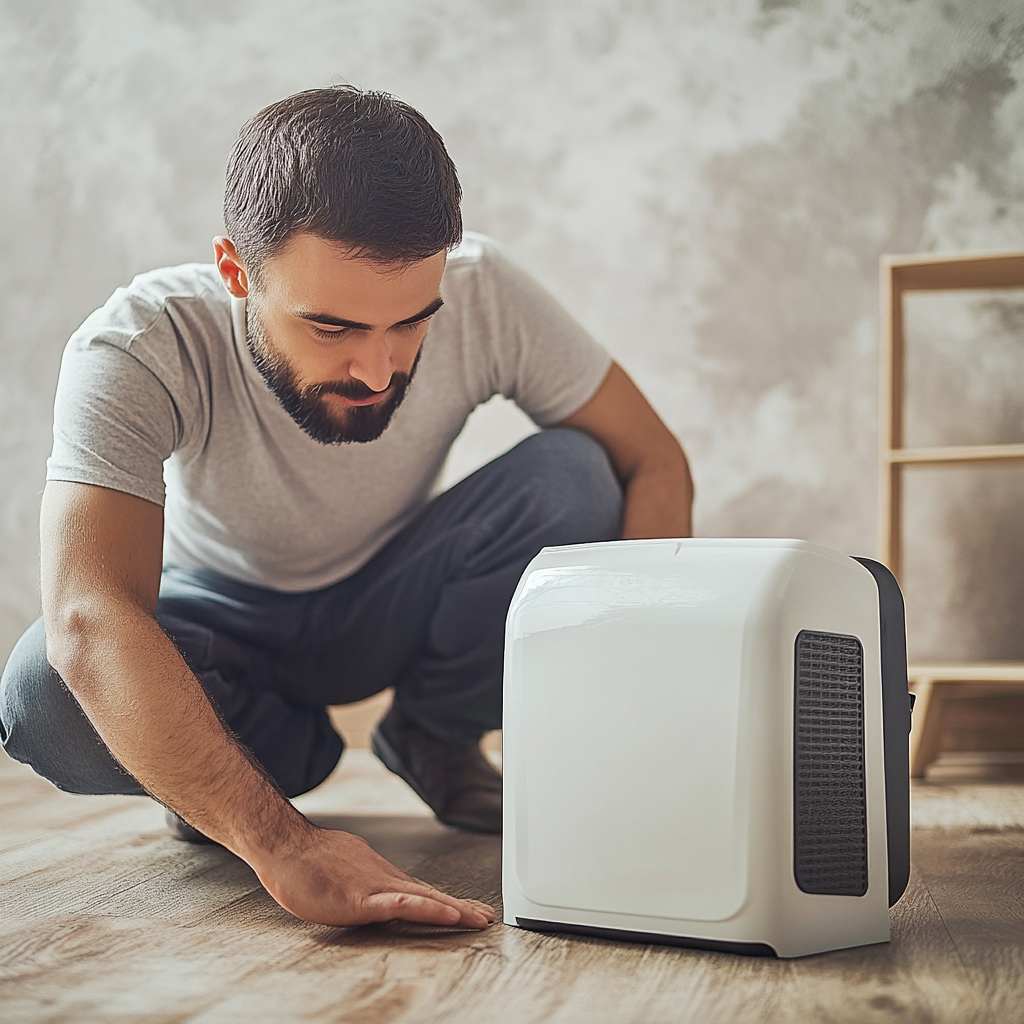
[215,86,461,444]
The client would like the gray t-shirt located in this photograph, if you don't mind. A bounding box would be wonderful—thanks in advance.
[47,233,611,592]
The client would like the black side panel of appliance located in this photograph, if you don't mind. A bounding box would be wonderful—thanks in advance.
[793,630,869,897]
[853,556,912,907]
[516,918,778,957]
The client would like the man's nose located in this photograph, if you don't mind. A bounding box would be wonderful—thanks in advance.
[346,331,394,393]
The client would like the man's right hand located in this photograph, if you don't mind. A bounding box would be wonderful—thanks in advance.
[255,824,493,928]
[40,481,492,932]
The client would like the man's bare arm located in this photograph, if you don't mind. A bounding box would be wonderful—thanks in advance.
[558,362,693,538]
[40,481,492,929]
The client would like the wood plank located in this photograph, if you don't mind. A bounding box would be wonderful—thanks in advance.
[909,669,1024,776]
[879,461,902,578]
[939,695,1024,756]
[910,663,1024,683]
[910,678,944,778]
[885,251,1024,291]
[179,868,988,1024]
[912,824,1024,1021]
[886,443,1024,465]
[878,255,902,575]
[2,750,1021,1023]
[877,249,1024,584]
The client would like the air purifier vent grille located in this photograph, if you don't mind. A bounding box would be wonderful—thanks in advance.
[793,630,868,897]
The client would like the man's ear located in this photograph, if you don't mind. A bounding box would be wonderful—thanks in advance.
[213,237,250,298]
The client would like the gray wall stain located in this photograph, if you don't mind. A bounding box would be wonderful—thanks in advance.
[1,0,1022,665]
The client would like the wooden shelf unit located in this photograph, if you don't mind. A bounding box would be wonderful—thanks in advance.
[878,250,1024,777]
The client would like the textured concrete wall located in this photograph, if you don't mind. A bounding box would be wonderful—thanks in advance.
[2,0,1023,665]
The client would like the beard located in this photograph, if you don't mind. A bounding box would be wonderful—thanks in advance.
[245,301,420,445]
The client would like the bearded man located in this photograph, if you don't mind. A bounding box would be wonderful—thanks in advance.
[0,86,693,931]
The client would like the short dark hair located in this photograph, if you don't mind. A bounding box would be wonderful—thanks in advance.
[224,86,462,275]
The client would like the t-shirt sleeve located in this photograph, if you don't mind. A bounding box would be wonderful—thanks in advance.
[46,330,180,507]
[476,243,612,426]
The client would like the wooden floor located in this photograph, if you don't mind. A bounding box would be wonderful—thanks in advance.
[3,748,1024,1024]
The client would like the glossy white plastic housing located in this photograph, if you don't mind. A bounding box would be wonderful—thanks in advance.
[502,538,890,958]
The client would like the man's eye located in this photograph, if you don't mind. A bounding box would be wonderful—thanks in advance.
[312,326,348,339]
[395,318,430,333]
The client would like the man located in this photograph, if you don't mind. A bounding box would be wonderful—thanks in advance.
[0,87,693,931]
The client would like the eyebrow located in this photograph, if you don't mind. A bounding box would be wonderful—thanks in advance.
[295,296,444,331]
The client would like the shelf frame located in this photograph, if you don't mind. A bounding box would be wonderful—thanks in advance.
[877,250,1024,776]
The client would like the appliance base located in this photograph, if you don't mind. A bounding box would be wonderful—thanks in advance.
[515,918,778,958]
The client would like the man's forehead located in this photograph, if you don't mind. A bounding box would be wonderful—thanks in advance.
[261,233,447,323]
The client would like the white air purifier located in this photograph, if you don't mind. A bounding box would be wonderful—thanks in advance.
[502,538,911,958]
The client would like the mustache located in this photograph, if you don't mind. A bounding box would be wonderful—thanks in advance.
[302,348,422,404]
[304,376,405,402]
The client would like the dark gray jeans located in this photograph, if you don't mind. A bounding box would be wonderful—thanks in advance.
[0,429,621,799]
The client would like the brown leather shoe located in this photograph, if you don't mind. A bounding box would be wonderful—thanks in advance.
[372,706,502,834]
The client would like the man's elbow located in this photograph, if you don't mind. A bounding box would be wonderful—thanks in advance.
[43,598,137,695]
[640,437,693,496]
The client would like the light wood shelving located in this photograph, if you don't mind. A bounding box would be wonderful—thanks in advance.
[878,250,1024,777]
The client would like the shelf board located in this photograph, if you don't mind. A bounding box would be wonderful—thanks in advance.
[886,443,1024,465]
[909,663,1024,683]
[883,250,1024,290]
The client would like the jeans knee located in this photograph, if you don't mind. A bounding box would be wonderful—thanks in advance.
[513,428,623,542]
[2,618,53,751]
[0,618,143,795]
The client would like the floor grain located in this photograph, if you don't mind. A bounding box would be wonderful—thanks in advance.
[2,749,1023,1024]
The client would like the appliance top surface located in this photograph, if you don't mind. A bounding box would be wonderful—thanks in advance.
[537,537,852,563]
